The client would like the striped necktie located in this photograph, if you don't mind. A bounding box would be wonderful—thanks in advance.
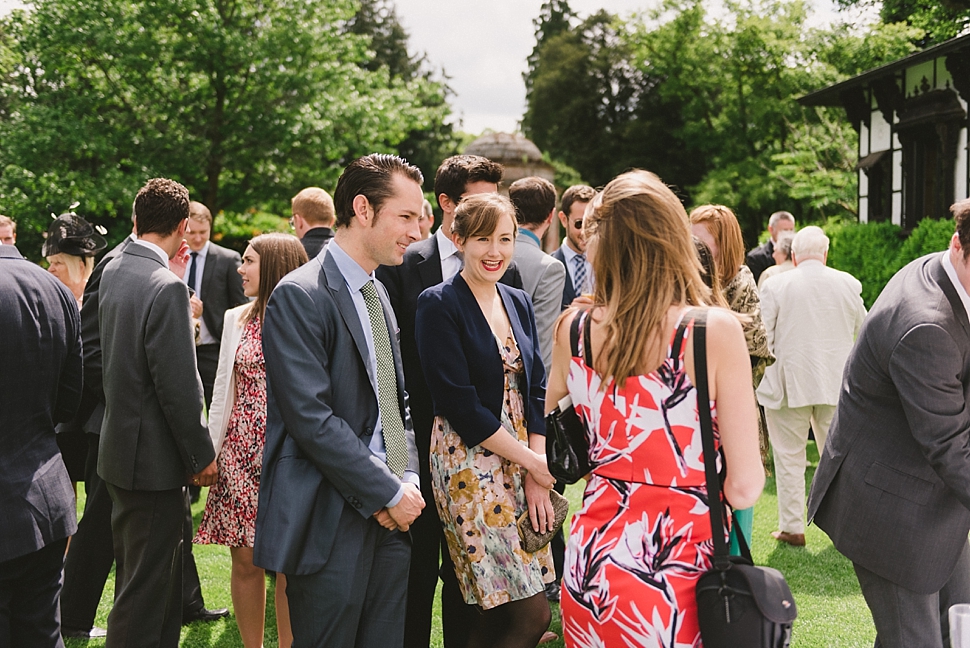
[360,280,409,478]
[573,254,588,294]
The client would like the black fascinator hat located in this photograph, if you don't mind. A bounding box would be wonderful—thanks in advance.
[42,212,108,258]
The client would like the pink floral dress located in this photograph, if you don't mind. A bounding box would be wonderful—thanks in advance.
[430,331,555,610]
[561,311,730,647]
[195,316,266,548]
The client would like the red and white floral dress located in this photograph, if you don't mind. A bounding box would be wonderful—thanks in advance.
[561,311,730,648]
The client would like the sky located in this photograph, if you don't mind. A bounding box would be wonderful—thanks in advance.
[0,0,873,135]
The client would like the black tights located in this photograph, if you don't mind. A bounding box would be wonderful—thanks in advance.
[466,592,551,648]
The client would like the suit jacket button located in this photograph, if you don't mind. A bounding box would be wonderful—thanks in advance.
[351,497,361,508]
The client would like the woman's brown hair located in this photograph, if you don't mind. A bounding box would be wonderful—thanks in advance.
[688,204,745,285]
[242,233,308,324]
[584,170,712,386]
[451,193,518,242]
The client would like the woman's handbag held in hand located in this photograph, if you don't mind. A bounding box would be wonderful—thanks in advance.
[545,310,592,484]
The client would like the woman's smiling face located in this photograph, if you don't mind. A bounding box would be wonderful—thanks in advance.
[455,211,517,286]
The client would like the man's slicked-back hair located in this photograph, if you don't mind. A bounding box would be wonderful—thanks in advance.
[509,177,557,227]
[134,178,190,237]
[333,154,423,229]
[561,185,596,219]
[433,155,503,208]
[952,198,970,258]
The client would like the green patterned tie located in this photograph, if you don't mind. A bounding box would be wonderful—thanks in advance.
[360,280,409,478]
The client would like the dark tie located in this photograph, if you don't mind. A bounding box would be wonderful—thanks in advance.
[360,280,409,478]
[187,252,198,293]
[573,254,587,294]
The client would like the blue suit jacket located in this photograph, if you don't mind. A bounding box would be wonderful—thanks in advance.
[255,250,418,575]
[415,274,546,447]
[0,245,82,561]
[551,247,576,310]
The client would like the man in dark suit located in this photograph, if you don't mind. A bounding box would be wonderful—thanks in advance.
[291,186,336,259]
[745,210,795,283]
[183,201,246,409]
[377,154,521,648]
[256,154,425,648]
[808,198,970,647]
[99,178,218,647]
[0,243,82,647]
[61,224,226,638]
[551,184,595,310]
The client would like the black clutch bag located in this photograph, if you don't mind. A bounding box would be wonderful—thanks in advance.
[545,311,592,485]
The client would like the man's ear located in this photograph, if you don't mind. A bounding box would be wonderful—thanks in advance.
[352,195,372,226]
[558,211,568,227]
[176,218,188,237]
[438,193,456,215]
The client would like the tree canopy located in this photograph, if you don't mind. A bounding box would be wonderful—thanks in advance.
[0,0,450,257]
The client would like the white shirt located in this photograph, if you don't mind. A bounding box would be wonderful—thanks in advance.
[942,251,970,322]
[435,227,462,281]
[560,238,592,293]
[131,238,170,267]
[325,240,420,506]
[182,241,217,345]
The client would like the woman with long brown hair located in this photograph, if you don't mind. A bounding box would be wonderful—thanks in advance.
[549,171,764,646]
[195,233,308,648]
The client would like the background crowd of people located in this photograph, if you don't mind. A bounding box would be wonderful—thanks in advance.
[4,149,970,648]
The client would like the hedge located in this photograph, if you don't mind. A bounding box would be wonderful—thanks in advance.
[822,217,954,307]
[212,210,290,254]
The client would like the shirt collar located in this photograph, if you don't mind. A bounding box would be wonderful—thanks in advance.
[190,241,210,259]
[518,228,541,247]
[326,238,373,293]
[435,227,459,260]
[132,238,170,267]
[942,251,970,321]
[560,240,582,263]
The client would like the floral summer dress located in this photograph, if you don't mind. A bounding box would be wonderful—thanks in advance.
[195,316,266,548]
[430,331,555,610]
[561,311,730,648]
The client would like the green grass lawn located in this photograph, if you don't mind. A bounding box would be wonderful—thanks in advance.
[66,441,876,647]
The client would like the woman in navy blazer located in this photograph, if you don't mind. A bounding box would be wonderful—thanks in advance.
[416,193,557,647]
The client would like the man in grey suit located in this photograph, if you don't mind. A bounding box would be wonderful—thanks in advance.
[508,176,566,374]
[99,178,218,647]
[808,198,970,648]
[0,243,82,647]
[256,153,425,648]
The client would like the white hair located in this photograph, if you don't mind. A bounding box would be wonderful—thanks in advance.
[775,230,795,260]
[768,210,795,229]
[792,226,828,259]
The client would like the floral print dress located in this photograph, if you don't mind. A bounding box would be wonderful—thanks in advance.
[430,331,555,610]
[561,311,730,648]
[195,316,266,548]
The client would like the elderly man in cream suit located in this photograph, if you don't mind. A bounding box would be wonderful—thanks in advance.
[757,226,867,546]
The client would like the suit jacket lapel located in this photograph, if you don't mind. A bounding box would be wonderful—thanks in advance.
[417,236,443,288]
[322,253,378,397]
[933,252,970,338]
[200,247,216,298]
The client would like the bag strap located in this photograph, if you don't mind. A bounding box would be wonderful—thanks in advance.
[690,308,745,567]
[569,310,583,359]
[582,309,593,367]
[569,309,594,367]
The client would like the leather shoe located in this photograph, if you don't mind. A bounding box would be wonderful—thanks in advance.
[182,607,230,625]
[62,626,108,640]
[771,530,806,547]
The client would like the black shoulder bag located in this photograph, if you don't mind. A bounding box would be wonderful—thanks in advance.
[545,310,592,485]
[691,309,797,648]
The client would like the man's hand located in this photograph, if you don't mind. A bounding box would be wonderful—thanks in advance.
[570,294,594,309]
[387,482,425,532]
[373,508,399,531]
[169,241,191,279]
[190,460,218,487]
[189,295,204,320]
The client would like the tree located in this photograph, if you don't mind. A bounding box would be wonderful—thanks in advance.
[837,0,970,45]
[0,0,449,258]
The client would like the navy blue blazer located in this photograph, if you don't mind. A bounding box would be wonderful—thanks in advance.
[415,273,546,448]
[551,247,576,310]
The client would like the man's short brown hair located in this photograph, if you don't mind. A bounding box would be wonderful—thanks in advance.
[433,155,503,208]
[560,185,596,218]
[188,201,212,226]
[953,198,970,258]
[291,187,335,227]
[508,177,556,227]
[333,154,424,229]
[135,179,190,237]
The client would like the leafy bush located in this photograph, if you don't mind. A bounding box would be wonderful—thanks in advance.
[212,211,290,255]
[823,217,952,307]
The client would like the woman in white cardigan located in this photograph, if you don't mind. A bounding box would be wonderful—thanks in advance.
[195,233,308,648]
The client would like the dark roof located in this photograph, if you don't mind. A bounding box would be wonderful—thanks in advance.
[799,32,970,107]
